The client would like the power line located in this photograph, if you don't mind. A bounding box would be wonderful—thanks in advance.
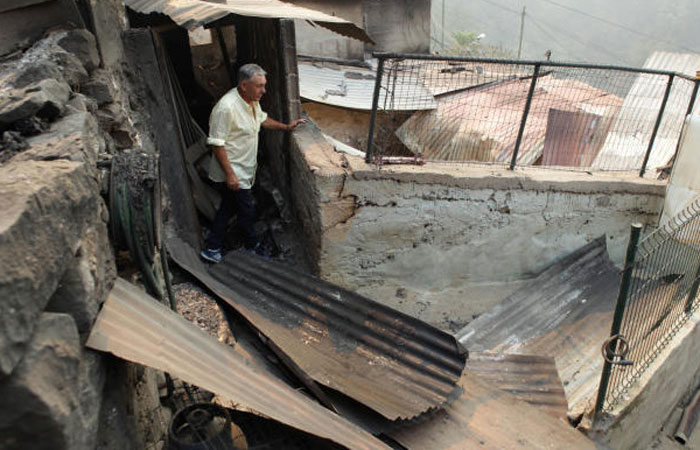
[533,0,699,54]
[476,0,521,16]
[528,14,631,63]
[526,15,581,61]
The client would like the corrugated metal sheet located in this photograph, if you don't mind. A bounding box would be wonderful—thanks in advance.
[541,108,614,167]
[166,236,467,421]
[86,278,390,450]
[123,0,373,43]
[593,51,700,175]
[466,352,569,420]
[395,75,621,164]
[456,237,620,420]
[387,370,596,449]
[299,62,437,110]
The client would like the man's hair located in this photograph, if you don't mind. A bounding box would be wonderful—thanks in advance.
[238,63,266,84]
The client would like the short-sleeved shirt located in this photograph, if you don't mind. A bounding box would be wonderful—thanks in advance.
[206,88,268,189]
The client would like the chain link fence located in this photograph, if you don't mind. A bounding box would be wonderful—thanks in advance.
[595,198,700,418]
[367,54,699,177]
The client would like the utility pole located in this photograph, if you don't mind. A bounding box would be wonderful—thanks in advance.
[442,0,446,51]
[517,5,526,59]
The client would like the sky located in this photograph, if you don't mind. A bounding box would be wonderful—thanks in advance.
[431,0,700,67]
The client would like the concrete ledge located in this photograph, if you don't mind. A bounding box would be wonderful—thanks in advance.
[346,155,666,197]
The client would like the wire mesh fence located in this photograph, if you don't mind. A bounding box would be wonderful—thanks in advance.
[367,54,699,177]
[596,197,700,416]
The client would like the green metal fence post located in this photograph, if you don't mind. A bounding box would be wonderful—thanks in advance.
[366,56,386,164]
[510,63,540,170]
[593,223,643,423]
[640,74,675,177]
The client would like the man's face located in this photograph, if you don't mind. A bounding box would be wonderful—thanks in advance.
[240,74,267,102]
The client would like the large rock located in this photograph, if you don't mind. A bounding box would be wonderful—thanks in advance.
[0,159,98,376]
[56,29,100,72]
[46,207,115,335]
[0,313,105,450]
[21,111,103,165]
[0,78,71,126]
[81,69,116,106]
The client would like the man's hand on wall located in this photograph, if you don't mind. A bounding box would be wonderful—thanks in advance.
[287,118,308,131]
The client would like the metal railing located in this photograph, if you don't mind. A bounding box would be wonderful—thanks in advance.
[594,198,700,419]
[366,53,699,177]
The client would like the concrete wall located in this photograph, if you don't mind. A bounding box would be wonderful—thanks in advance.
[302,101,370,150]
[663,113,700,223]
[293,0,364,60]
[364,0,431,54]
[291,136,666,330]
[590,311,700,449]
[292,0,431,60]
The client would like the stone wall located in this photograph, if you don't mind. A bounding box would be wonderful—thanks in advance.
[0,27,116,449]
[290,133,666,330]
[0,5,167,447]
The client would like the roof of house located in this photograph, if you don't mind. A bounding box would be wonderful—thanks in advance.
[395,74,622,164]
[298,61,437,110]
[123,0,373,43]
[593,51,700,175]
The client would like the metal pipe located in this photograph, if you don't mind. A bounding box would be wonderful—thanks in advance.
[675,385,700,445]
[593,223,643,422]
[640,74,675,177]
[371,52,694,79]
[366,57,386,163]
[510,63,540,170]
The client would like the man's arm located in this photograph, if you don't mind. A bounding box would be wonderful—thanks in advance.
[211,145,239,191]
[262,117,307,131]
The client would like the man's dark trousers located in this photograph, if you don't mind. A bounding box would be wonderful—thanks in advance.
[205,187,257,250]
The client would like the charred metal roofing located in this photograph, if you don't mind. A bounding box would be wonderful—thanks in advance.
[167,236,467,420]
[123,0,374,43]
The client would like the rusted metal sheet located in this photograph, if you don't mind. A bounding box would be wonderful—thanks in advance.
[388,370,596,449]
[396,75,622,164]
[466,352,569,420]
[299,62,437,111]
[541,108,614,167]
[457,237,620,420]
[123,0,373,43]
[166,236,467,420]
[87,278,390,450]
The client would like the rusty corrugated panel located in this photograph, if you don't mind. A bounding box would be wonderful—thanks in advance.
[541,108,614,167]
[456,237,620,420]
[466,352,569,420]
[593,51,700,175]
[395,75,622,164]
[166,236,467,421]
[122,0,374,43]
[387,370,596,449]
[86,278,390,450]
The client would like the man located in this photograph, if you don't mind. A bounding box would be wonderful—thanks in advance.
[200,63,306,263]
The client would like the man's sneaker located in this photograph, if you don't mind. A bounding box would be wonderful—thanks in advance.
[247,242,270,260]
[200,248,222,264]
